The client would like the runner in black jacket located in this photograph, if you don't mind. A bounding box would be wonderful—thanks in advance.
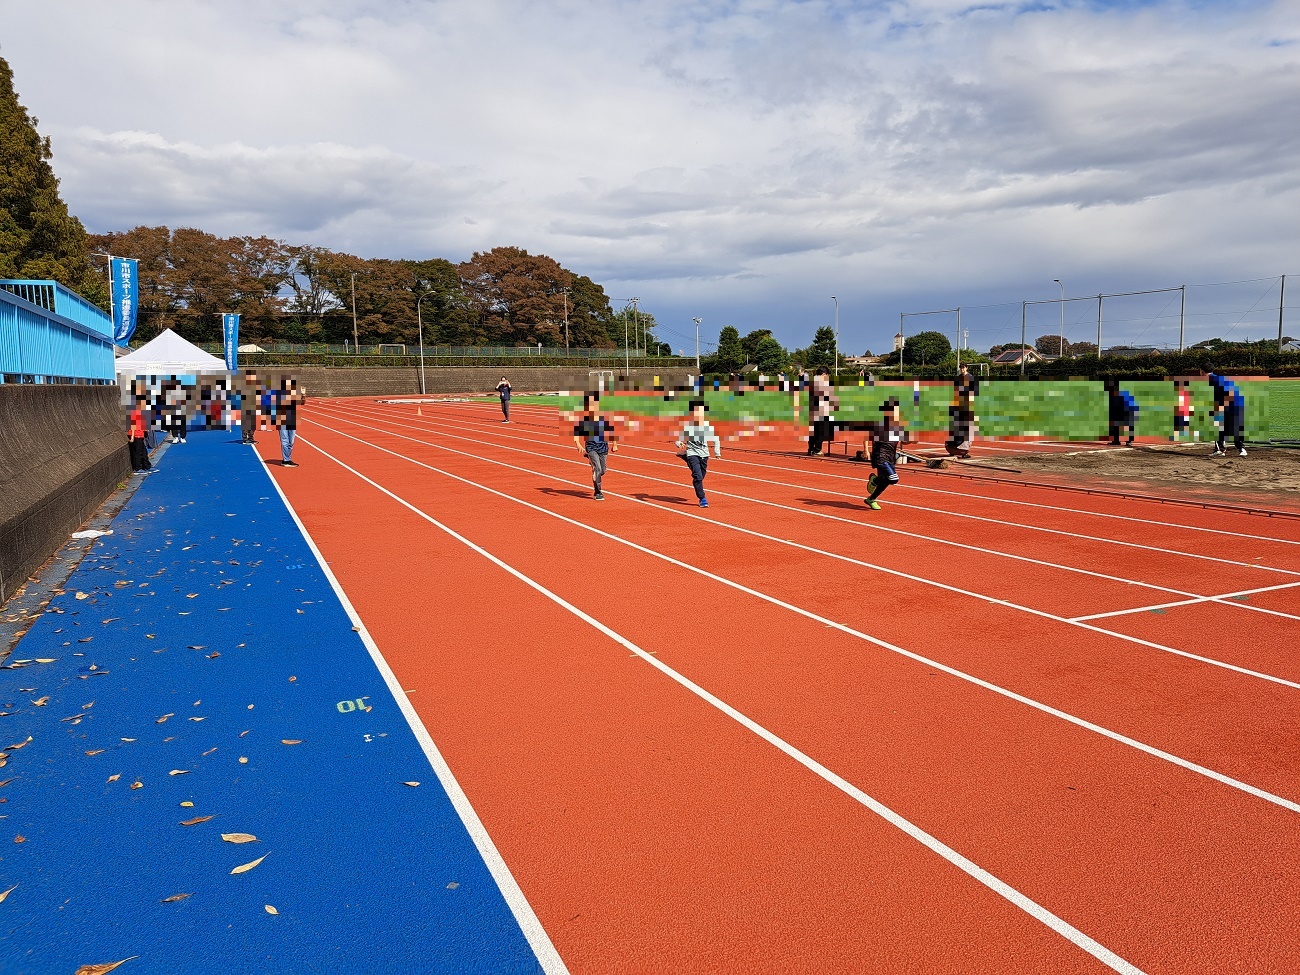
[865,397,907,510]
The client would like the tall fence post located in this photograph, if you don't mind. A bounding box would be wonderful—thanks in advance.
[1096,295,1103,358]
[1179,285,1186,352]
[1020,301,1027,378]
[1280,274,1288,353]
[955,307,961,373]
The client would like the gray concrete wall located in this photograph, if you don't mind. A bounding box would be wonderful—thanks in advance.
[0,385,131,604]
[255,365,698,398]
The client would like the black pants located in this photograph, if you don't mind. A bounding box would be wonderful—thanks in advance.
[808,418,834,454]
[684,454,708,500]
[1217,428,1245,451]
[241,404,257,442]
[501,399,510,420]
[129,438,151,471]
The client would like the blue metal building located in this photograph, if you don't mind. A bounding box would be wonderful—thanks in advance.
[0,280,116,384]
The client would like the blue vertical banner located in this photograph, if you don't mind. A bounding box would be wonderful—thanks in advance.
[109,257,139,346]
[222,313,240,372]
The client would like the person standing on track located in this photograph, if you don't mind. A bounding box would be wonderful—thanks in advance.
[496,376,512,422]
[1209,373,1247,457]
[127,395,155,475]
[945,363,978,458]
[573,394,616,500]
[807,366,838,455]
[864,397,907,510]
[276,378,306,468]
[674,399,723,508]
[240,371,260,444]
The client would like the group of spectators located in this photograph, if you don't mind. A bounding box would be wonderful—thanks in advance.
[125,371,306,474]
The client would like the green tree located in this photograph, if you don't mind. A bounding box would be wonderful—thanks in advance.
[715,325,744,372]
[752,335,788,372]
[794,326,836,370]
[458,246,571,346]
[740,329,773,364]
[0,56,101,304]
[903,330,952,365]
[1035,333,1070,357]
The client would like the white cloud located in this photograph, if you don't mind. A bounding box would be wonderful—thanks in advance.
[3,0,1298,351]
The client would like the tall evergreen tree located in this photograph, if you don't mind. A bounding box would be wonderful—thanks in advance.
[714,325,744,372]
[0,56,103,307]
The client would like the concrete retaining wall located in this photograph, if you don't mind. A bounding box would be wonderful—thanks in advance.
[257,366,698,398]
[0,386,130,604]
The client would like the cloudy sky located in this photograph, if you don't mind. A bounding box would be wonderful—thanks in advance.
[4,0,1298,353]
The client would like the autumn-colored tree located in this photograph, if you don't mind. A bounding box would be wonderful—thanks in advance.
[459,246,573,345]
[0,55,103,306]
[567,275,615,348]
[87,226,178,341]
[408,258,476,347]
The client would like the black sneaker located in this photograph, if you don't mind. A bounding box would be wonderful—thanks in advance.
[593,492,605,500]
[282,460,299,468]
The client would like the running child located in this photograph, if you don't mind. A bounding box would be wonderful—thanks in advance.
[864,397,907,510]
[573,394,616,500]
[674,399,722,508]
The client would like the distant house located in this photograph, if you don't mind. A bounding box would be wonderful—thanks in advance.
[1283,339,1300,353]
[843,354,887,367]
[1103,345,1161,358]
[991,347,1047,366]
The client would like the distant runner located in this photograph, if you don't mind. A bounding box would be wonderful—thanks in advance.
[496,376,512,423]
[573,394,616,500]
[674,399,723,508]
[864,397,907,510]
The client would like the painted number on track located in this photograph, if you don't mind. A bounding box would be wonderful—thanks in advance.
[336,696,372,713]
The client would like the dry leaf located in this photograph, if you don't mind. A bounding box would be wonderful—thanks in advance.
[186,593,198,599]
[75,593,88,600]
[130,781,143,790]
[202,747,217,757]
[230,854,266,874]
[0,884,16,903]
[265,904,278,915]
[187,645,205,651]
[238,757,248,764]
[106,774,120,783]
[155,713,173,724]
[221,833,258,844]
[82,701,94,709]
[180,801,194,807]
[180,815,214,826]
[206,653,220,659]
[402,781,420,787]
[168,770,190,776]
[280,740,302,746]
[0,778,13,788]
[73,956,137,975]
[246,704,254,710]
[85,749,105,757]
[6,738,31,751]
[78,637,93,643]
[33,658,57,664]
[31,697,49,707]
[13,835,25,843]
[288,676,296,682]
[188,717,206,722]
[160,893,191,903]
[238,730,250,738]
[120,738,136,743]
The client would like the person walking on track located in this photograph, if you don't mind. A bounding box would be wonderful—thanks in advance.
[864,397,907,510]
[1210,373,1247,457]
[573,394,616,500]
[945,363,978,458]
[807,366,838,455]
[496,376,512,422]
[675,399,723,508]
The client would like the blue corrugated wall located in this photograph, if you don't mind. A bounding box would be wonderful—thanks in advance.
[0,281,115,384]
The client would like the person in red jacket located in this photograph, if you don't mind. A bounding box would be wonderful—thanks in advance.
[127,396,155,474]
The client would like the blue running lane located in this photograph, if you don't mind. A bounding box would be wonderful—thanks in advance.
[0,432,554,974]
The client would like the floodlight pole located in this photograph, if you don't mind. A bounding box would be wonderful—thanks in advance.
[1054,279,1065,357]
[416,289,437,396]
[898,314,904,377]
[693,317,702,371]
[955,307,962,372]
[561,288,570,351]
[831,296,838,377]
[1097,295,1104,358]
[630,297,641,357]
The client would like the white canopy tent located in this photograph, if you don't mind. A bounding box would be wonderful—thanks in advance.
[115,329,229,377]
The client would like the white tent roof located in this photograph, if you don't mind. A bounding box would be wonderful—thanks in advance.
[115,329,228,375]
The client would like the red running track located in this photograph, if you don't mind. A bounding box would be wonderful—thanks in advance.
[260,398,1300,975]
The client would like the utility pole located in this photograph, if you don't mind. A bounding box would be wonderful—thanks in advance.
[562,288,570,351]
[1179,284,1186,352]
[630,297,641,357]
[350,271,359,353]
[831,296,838,377]
[1054,279,1065,358]
[693,317,702,371]
[1278,275,1287,353]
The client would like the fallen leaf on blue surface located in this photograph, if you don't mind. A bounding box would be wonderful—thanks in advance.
[230,854,266,874]
[73,956,137,975]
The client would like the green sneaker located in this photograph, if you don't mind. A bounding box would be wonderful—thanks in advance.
[867,500,882,510]
[867,473,877,493]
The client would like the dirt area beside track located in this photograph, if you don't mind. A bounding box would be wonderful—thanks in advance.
[954,444,1300,507]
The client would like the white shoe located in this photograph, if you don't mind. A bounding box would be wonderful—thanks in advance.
[1211,449,1225,457]
[1239,448,1247,457]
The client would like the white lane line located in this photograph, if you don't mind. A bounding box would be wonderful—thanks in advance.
[356,401,1300,576]
[255,451,570,975]
[317,404,1300,682]
[301,417,1300,816]
[1069,581,1300,622]
[298,432,1147,975]
[346,403,1300,615]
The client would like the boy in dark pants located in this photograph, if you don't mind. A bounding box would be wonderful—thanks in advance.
[864,397,906,510]
[240,371,259,444]
[1105,379,1137,446]
[674,400,722,507]
[127,396,154,474]
[1210,373,1247,457]
[573,395,616,499]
